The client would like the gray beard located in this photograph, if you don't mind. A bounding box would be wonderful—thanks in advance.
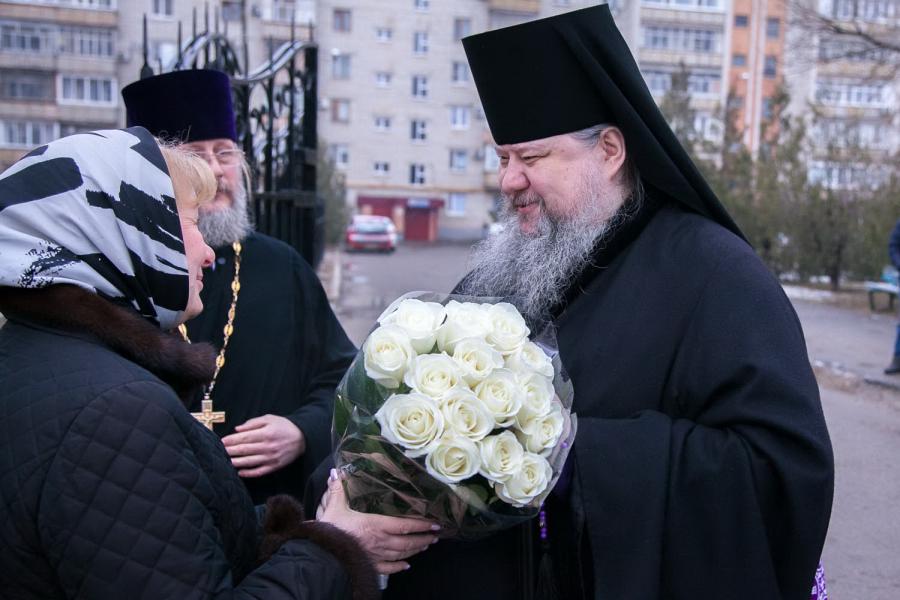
[198,180,253,248]
[463,173,630,324]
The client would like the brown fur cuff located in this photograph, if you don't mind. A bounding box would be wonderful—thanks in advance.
[260,494,380,600]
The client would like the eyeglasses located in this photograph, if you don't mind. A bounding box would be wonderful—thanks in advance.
[188,148,244,167]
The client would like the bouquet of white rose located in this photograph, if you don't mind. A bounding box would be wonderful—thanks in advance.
[332,292,576,539]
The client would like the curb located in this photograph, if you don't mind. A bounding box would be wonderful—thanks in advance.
[812,359,900,395]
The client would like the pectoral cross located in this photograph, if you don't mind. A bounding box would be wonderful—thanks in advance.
[192,398,226,430]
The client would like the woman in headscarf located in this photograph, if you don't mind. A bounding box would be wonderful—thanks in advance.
[0,127,382,599]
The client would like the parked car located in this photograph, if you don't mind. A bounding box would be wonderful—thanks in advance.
[345,215,398,252]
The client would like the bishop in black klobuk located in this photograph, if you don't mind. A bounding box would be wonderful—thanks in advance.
[369,5,834,600]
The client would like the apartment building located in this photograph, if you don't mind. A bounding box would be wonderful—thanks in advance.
[728,0,785,154]
[0,0,315,170]
[317,0,491,241]
[786,0,899,190]
[0,0,120,169]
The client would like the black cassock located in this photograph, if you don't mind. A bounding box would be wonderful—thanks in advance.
[378,198,834,599]
[186,232,356,504]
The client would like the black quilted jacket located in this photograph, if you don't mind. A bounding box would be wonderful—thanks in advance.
[0,287,374,599]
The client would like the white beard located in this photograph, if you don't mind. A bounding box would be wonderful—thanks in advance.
[198,179,253,248]
[463,169,630,324]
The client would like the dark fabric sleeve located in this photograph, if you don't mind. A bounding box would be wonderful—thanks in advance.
[39,380,351,600]
[888,219,900,269]
[575,257,834,600]
[284,252,357,482]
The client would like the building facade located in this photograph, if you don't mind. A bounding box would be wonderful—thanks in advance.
[786,0,899,190]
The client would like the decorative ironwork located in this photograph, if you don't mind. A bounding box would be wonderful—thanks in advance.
[139,7,323,267]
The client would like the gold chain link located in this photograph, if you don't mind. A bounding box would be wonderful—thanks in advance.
[178,240,242,402]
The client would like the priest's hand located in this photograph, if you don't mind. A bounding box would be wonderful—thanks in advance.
[318,472,439,575]
[221,414,307,477]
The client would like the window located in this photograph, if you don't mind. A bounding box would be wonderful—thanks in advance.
[271,0,295,22]
[375,71,392,87]
[734,14,748,26]
[763,55,777,78]
[766,17,780,38]
[0,71,53,101]
[761,97,773,119]
[452,61,469,83]
[374,115,391,131]
[0,119,57,148]
[412,75,428,98]
[332,54,351,79]
[446,192,466,216]
[413,31,429,55]
[60,75,115,105]
[376,27,392,41]
[222,0,242,21]
[815,79,889,107]
[152,0,173,17]
[449,149,467,171]
[732,53,746,67]
[328,144,349,168]
[409,163,426,185]
[688,71,720,95]
[643,70,670,94]
[642,26,719,53]
[333,8,351,32]
[59,26,115,57]
[414,0,429,10]
[484,145,500,171]
[410,119,427,141]
[0,21,55,54]
[374,161,390,175]
[450,105,470,129]
[453,18,471,40]
[330,98,351,123]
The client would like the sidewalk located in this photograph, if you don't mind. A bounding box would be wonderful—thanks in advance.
[316,246,343,305]
[785,285,900,395]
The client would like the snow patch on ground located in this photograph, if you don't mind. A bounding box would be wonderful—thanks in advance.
[782,285,836,302]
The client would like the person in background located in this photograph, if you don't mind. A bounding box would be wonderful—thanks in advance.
[122,70,357,502]
[884,218,900,374]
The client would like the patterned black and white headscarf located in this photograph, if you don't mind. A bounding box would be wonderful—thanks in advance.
[0,127,190,330]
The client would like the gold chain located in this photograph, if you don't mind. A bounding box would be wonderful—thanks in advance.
[179,240,242,401]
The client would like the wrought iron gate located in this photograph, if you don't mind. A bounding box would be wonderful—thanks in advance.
[137,8,323,267]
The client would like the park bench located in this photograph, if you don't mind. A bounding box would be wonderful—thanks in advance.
[865,266,899,311]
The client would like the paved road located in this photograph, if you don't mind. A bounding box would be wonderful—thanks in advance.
[330,241,900,598]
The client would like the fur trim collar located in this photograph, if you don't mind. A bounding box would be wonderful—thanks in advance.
[260,495,380,600]
[0,285,215,403]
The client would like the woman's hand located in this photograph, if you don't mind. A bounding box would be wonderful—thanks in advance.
[318,472,440,574]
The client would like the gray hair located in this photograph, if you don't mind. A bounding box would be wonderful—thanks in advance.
[569,123,644,209]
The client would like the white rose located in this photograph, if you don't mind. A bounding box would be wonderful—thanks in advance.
[439,388,495,442]
[451,337,504,386]
[379,298,446,354]
[374,393,444,458]
[425,434,481,484]
[515,372,555,426]
[516,403,565,456]
[484,303,530,355]
[435,301,492,354]
[403,353,465,400]
[494,452,553,507]
[505,341,554,379]
[363,324,416,389]
[473,369,524,428]
[478,430,525,483]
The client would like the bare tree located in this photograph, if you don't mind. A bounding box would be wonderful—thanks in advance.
[786,0,900,77]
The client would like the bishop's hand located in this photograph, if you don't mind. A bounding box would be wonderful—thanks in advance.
[221,414,306,477]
